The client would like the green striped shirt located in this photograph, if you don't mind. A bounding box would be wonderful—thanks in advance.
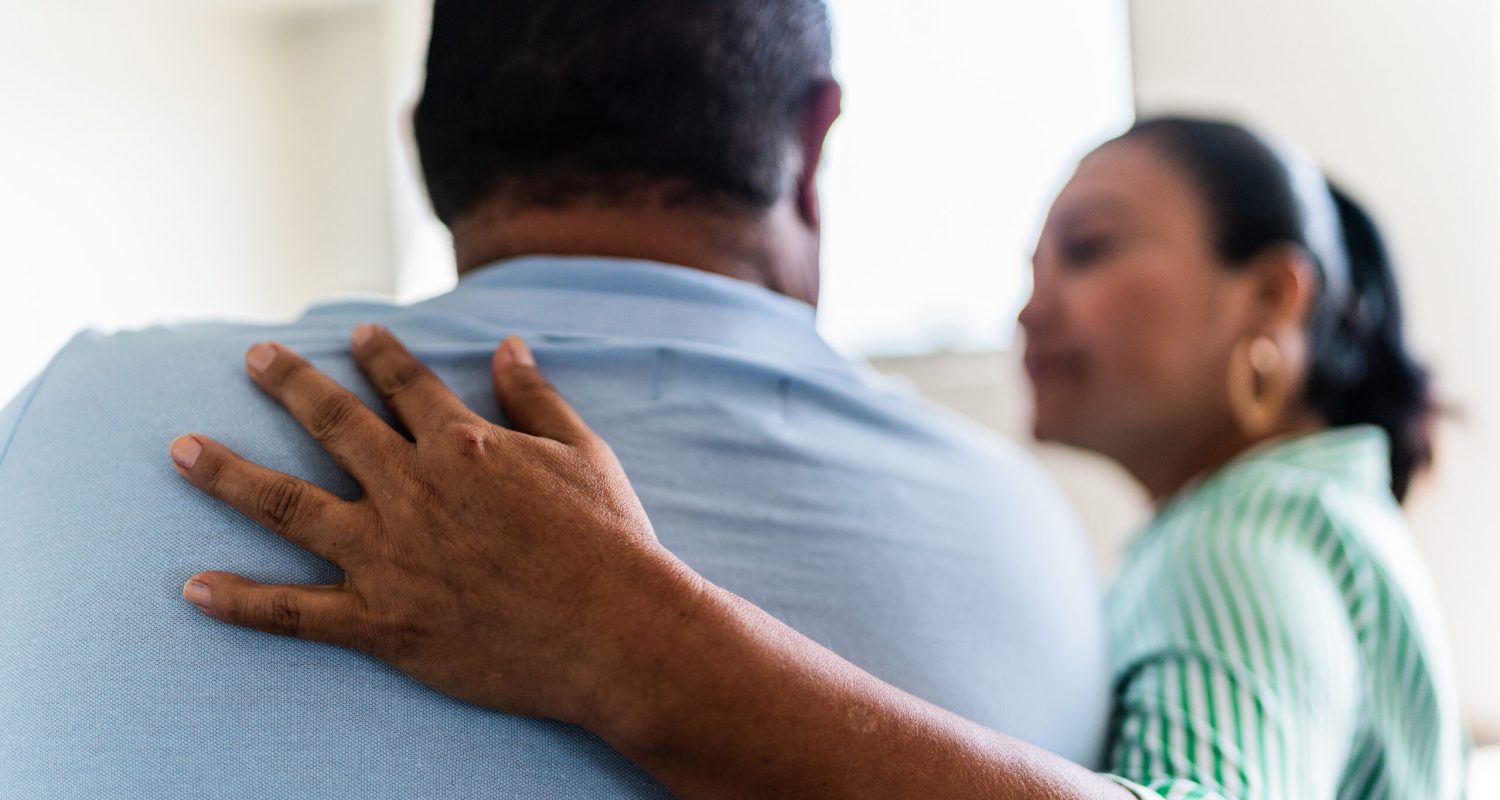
[1103,426,1467,799]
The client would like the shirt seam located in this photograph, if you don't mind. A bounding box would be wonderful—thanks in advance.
[0,353,61,474]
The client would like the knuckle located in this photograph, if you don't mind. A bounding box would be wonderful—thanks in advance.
[568,428,604,454]
[342,619,380,656]
[196,449,227,490]
[446,422,492,457]
[368,606,428,660]
[376,361,428,400]
[255,477,309,534]
[374,618,420,659]
[259,593,303,638]
[308,392,359,443]
[580,435,616,462]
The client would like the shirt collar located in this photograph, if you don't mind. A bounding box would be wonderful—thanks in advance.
[1137,426,1394,564]
[1236,424,1392,493]
[409,256,851,373]
[1151,424,1393,524]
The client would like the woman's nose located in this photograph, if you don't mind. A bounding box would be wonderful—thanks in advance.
[1018,278,1053,334]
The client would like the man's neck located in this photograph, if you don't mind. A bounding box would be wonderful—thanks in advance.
[451,200,819,307]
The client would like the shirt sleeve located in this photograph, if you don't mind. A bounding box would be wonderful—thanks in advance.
[1103,490,1363,800]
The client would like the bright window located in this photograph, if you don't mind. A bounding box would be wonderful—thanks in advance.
[816,0,1135,356]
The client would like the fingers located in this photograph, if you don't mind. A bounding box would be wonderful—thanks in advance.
[350,325,475,438]
[245,341,407,478]
[183,571,365,649]
[491,337,596,445]
[171,434,364,565]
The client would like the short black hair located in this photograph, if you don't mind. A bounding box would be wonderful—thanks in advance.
[1122,117,1436,502]
[414,0,834,225]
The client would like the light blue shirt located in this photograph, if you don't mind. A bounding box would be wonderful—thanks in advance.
[0,257,1111,798]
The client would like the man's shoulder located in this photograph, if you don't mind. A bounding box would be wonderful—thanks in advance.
[20,297,417,388]
[0,303,409,474]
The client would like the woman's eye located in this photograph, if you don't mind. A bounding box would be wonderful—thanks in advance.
[1062,235,1113,265]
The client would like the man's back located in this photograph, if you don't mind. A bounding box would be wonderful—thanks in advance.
[0,258,1110,798]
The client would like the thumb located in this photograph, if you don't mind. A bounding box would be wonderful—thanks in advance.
[491,337,594,445]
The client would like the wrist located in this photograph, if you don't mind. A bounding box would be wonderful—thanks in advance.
[567,547,719,749]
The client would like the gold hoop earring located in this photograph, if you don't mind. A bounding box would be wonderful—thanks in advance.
[1228,335,1291,439]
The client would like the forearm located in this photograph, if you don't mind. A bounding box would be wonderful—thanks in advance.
[586,570,1130,800]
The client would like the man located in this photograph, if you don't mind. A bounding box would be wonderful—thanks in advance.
[0,1,1110,796]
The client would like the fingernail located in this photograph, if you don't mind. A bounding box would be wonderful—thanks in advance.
[183,579,212,608]
[506,337,535,367]
[170,436,202,470]
[352,324,378,349]
[246,343,277,375]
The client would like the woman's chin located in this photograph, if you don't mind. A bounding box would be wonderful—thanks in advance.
[1030,414,1069,445]
[1030,409,1096,451]
[1027,388,1085,445]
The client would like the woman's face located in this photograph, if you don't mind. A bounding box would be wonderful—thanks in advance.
[1019,138,1263,464]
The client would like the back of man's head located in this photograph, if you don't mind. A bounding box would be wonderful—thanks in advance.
[415,0,833,227]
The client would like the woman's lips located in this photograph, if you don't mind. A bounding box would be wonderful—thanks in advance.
[1024,348,1084,385]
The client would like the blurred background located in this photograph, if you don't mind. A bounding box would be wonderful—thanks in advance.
[2,0,1497,789]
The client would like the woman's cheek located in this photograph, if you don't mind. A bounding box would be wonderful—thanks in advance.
[1083,284,1176,407]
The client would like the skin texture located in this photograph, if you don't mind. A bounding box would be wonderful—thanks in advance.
[172,139,1331,796]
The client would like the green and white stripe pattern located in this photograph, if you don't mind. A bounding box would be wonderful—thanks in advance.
[1103,426,1467,799]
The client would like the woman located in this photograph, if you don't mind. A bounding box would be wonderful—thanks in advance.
[170,117,1467,798]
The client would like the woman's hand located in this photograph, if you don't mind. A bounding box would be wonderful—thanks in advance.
[170,325,703,730]
[171,325,1128,800]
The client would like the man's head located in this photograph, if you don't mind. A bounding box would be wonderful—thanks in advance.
[414,0,840,303]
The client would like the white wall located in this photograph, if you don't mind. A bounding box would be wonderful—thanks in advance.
[1116,0,1500,736]
[0,2,279,401]
[0,0,400,405]
[815,0,1134,356]
[263,5,398,301]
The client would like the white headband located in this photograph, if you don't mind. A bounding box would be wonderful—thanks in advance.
[1260,134,1352,309]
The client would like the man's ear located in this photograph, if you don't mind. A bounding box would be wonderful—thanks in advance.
[795,80,843,229]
